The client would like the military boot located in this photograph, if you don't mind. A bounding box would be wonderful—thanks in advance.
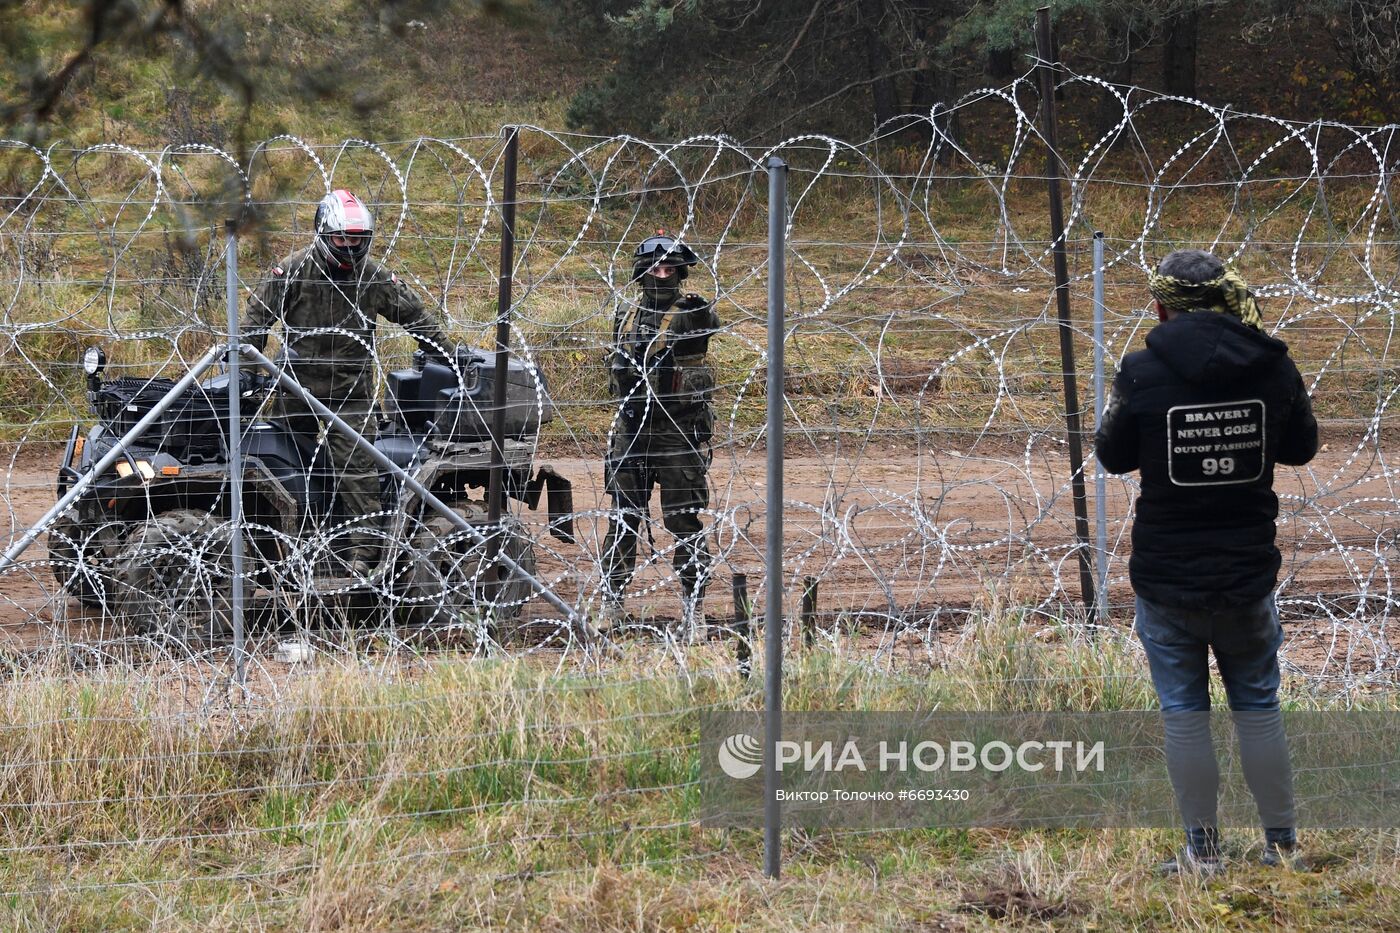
[328,532,373,580]
[347,515,389,579]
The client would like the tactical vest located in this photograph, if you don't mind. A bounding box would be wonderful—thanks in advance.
[610,295,717,438]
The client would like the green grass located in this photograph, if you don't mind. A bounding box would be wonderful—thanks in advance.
[0,608,1397,929]
[4,7,1400,929]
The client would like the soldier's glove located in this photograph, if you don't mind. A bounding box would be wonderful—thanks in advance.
[676,293,710,311]
[237,367,274,397]
[671,295,715,359]
[419,347,451,369]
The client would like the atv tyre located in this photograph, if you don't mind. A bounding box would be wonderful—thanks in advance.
[111,509,247,644]
[399,508,537,630]
[47,510,117,610]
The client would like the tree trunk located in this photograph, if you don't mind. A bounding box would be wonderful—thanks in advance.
[859,0,899,126]
[910,62,960,160]
[986,46,1016,80]
[1162,9,1198,97]
[1096,18,1138,137]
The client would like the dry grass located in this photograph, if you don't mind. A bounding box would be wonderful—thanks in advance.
[4,9,1400,929]
[0,609,1397,930]
[2,165,1387,447]
[2,65,1392,443]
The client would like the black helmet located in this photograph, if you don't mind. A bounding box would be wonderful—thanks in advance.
[631,233,699,283]
[313,189,374,271]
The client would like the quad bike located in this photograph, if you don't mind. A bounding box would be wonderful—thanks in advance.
[46,345,574,642]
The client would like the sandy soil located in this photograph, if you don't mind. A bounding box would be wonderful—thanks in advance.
[0,436,1395,681]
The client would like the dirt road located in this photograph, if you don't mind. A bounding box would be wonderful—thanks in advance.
[1,437,1395,680]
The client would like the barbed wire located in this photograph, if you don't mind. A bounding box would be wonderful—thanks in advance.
[2,76,1400,661]
[0,69,1398,907]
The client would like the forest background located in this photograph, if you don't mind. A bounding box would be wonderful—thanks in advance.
[3,0,1395,152]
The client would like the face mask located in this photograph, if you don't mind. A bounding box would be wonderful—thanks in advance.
[640,269,681,305]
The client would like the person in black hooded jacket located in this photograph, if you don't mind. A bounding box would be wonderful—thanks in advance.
[1096,249,1318,876]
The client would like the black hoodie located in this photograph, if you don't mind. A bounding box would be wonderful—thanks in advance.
[1095,311,1318,609]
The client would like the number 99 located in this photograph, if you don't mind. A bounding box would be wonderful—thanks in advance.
[1202,457,1236,476]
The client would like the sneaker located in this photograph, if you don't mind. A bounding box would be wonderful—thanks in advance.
[1159,846,1225,877]
[600,600,633,633]
[1260,840,1298,868]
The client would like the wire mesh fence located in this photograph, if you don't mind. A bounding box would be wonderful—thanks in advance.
[0,69,1398,912]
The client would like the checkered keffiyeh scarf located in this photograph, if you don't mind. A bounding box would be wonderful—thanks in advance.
[1148,266,1264,332]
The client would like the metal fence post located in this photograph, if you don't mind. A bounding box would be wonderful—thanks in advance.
[801,576,818,648]
[486,126,520,627]
[1092,231,1109,624]
[734,572,751,681]
[225,220,246,688]
[763,154,788,881]
[1035,6,1097,622]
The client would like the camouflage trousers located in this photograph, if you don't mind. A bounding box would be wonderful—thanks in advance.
[276,390,382,564]
[602,440,712,604]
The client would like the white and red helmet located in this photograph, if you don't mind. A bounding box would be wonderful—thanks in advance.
[313,189,374,270]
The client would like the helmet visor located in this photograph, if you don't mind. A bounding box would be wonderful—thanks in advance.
[635,235,697,266]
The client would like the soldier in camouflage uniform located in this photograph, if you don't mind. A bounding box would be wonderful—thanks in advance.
[603,233,721,632]
[243,189,449,575]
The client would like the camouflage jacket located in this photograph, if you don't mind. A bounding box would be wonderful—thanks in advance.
[243,247,448,401]
[609,293,721,447]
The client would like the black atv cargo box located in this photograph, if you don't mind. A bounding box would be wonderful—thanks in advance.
[388,352,552,441]
[96,376,233,462]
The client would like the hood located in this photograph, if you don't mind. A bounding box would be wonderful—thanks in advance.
[1145,311,1287,385]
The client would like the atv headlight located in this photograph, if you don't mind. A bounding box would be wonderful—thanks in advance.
[114,459,154,480]
[82,346,106,377]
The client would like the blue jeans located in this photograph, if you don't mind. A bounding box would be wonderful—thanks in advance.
[1135,595,1294,850]
[1135,594,1283,713]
